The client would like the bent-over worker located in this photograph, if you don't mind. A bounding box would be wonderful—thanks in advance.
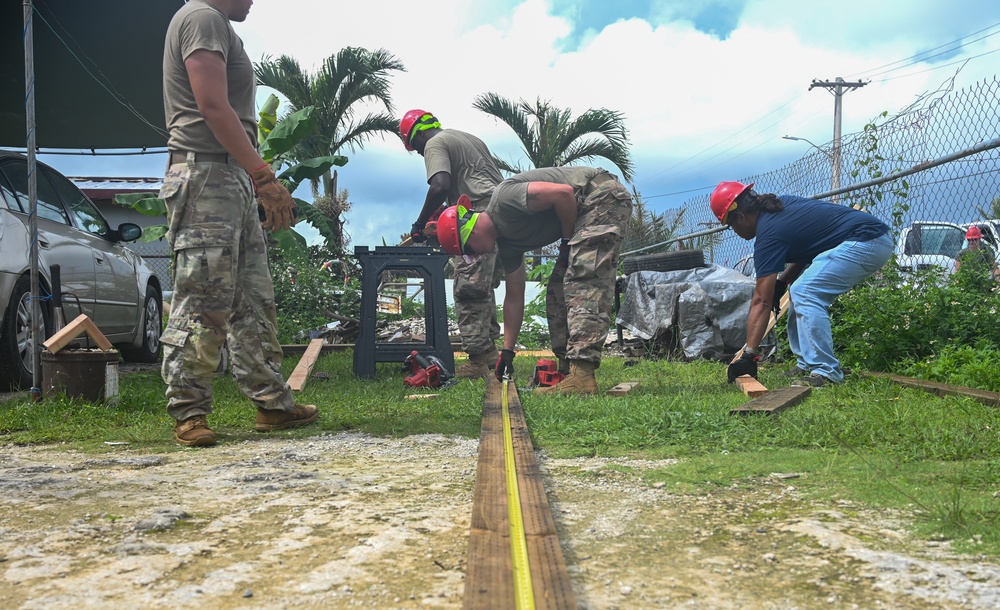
[436,167,633,395]
[711,181,892,387]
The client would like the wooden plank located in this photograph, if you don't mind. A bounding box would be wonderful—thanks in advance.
[505,384,576,610]
[43,314,112,353]
[287,339,324,392]
[864,371,1000,408]
[464,379,576,610]
[606,381,640,396]
[464,530,514,610]
[465,378,512,609]
[730,386,812,415]
[735,375,768,398]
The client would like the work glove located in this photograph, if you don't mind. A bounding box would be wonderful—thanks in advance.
[772,278,788,313]
[495,348,516,381]
[410,219,428,243]
[727,350,760,383]
[251,164,296,232]
[556,237,571,268]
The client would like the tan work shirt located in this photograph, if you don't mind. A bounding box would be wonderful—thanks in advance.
[422,130,503,212]
[162,0,256,154]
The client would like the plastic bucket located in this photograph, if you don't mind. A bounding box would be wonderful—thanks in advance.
[41,349,120,404]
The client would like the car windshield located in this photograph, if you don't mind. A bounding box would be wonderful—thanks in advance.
[904,225,965,258]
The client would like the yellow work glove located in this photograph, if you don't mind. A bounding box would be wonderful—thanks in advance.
[250,164,296,232]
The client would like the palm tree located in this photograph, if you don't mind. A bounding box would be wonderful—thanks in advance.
[977,196,1000,220]
[255,47,405,251]
[472,93,635,183]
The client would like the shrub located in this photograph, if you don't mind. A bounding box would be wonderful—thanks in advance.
[269,245,359,343]
[831,263,1000,377]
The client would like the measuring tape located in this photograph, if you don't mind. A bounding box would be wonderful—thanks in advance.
[502,378,536,609]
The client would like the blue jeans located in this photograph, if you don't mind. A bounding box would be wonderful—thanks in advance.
[787,233,893,383]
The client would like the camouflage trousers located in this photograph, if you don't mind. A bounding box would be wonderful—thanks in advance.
[158,155,293,421]
[546,177,633,366]
[452,247,502,356]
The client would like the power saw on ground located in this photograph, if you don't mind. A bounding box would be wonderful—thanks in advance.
[528,358,564,390]
[402,349,455,389]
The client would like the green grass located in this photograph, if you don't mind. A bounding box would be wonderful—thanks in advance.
[1,351,998,556]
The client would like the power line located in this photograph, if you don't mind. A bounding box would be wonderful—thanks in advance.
[849,21,1000,79]
[640,23,1000,203]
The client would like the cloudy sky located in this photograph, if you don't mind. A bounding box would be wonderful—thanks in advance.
[41,0,1000,249]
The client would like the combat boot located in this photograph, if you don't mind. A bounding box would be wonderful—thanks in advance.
[255,404,319,432]
[455,347,500,379]
[174,414,217,447]
[534,360,598,395]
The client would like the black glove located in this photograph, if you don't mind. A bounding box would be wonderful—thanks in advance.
[410,219,427,243]
[495,348,516,381]
[556,237,571,268]
[727,351,759,383]
[772,278,788,313]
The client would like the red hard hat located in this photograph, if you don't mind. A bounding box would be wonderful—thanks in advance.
[399,109,437,152]
[436,195,474,255]
[436,206,463,255]
[710,181,753,224]
[966,226,983,239]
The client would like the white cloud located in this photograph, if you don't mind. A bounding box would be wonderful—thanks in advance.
[47,0,1000,250]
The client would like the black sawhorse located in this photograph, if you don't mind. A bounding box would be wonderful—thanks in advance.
[353,246,454,379]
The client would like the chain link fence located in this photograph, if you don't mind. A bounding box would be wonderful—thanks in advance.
[656,76,1000,282]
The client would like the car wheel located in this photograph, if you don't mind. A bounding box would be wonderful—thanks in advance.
[0,275,49,389]
[121,287,162,363]
[622,249,706,275]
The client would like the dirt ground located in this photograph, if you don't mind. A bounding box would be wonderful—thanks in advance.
[2,427,1000,609]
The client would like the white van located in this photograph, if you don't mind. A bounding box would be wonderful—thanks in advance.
[896,220,1000,278]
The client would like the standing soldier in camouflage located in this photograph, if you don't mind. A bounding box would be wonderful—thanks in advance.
[159,0,318,446]
[435,167,633,394]
[399,110,504,378]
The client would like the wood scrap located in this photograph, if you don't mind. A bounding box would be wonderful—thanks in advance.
[288,339,324,392]
[42,314,112,353]
[730,386,811,415]
[606,381,640,396]
[735,375,768,398]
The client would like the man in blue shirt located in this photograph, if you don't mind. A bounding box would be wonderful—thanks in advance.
[710,181,893,387]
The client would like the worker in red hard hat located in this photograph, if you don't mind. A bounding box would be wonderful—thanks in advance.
[398,109,505,378]
[955,225,999,280]
[711,181,892,388]
[438,166,633,395]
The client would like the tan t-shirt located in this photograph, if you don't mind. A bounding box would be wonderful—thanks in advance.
[162,0,256,153]
[422,130,502,211]
[486,166,605,272]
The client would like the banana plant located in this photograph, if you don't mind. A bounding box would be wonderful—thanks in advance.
[115,94,348,253]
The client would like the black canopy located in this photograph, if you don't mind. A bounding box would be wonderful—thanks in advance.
[0,0,185,150]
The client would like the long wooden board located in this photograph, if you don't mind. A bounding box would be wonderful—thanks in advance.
[287,339,324,392]
[864,371,1000,408]
[464,379,576,610]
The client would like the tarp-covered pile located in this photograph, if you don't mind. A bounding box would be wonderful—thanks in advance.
[616,266,755,360]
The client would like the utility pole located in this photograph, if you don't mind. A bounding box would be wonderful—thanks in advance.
[809,77,867,198]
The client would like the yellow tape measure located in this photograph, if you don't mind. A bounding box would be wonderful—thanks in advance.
[502,379,536,610]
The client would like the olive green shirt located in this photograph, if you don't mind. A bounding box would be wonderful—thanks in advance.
[163,0,256,154]
[422,130,502,211]
[486,166,606,273]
